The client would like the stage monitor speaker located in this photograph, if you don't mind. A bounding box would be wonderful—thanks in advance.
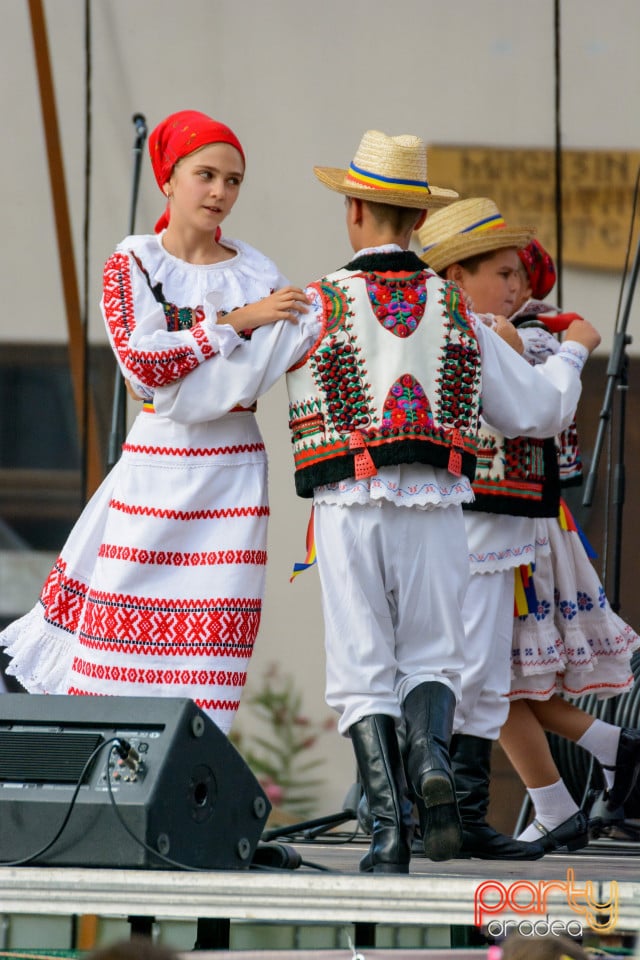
[0,694,271,869]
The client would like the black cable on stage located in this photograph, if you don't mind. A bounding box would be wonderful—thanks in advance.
[0,735,320,872]
[0,737,119,867]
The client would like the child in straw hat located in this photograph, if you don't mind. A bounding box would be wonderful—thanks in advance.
[155,133,599,872]
[283,135,601,873]
[497,239,640,850]
[414,198,559,860]
[417,200,638,856]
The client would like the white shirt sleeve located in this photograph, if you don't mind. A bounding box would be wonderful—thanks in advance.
[152,302,322,422]
[475,320,587,438]
[101,249,245,390]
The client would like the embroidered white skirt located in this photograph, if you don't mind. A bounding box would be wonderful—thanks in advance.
[510,516,639,701]
[0,409,269,734]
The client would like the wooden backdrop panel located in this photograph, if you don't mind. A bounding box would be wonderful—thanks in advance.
[427,145,640,272]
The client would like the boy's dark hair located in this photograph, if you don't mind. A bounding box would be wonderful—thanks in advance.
[455,249,504,274]
[361,198,423,234]
[428,248,503,279]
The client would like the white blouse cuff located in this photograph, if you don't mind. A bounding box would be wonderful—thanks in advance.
[557,341,589,373]
[201,320,243,358]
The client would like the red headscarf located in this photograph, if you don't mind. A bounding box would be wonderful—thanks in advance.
[148,110,245,233]
[517,239,556,301]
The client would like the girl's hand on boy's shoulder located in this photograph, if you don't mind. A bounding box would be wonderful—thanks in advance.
[224,286,311,334]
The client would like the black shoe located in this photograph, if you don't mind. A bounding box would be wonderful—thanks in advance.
[450,734,545,860]
[460,821,545,860]
[403,682,462,862]
[589,789,624,830]
[529,811,589,852]
[601,728,640,811]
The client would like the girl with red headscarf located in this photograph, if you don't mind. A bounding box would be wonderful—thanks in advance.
[0,110,317,735]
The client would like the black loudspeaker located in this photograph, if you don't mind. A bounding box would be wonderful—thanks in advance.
[0,694,271,869]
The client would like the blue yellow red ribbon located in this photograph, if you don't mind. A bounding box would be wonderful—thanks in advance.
[290,506,317,582]
[559,497,597,559]
[514,563,538,617]
[346,161,431,196]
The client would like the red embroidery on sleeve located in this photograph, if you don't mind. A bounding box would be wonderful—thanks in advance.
[102,252,212,387]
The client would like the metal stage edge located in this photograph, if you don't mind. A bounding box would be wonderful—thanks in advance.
[0,842,639,935]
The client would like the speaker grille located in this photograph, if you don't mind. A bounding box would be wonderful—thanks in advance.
[0,731,104,783]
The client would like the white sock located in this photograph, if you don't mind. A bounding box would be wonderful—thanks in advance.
[576,718,621,790]
[517,779,580,841]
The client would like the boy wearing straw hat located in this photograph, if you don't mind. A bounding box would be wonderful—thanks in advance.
[154,135,599,872]
[415,197,602,859]
[285,139,600,872]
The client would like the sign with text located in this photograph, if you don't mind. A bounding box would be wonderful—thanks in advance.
[427,145,640,272]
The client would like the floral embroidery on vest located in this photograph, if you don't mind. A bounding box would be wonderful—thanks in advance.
[304,280,374,435]
[382,374,433,430]
[438,284,481,429]
[363,271,426,338]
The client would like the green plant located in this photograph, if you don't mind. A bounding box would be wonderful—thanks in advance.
[230,662,335,820]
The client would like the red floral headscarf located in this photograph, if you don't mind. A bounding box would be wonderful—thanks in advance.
[148,110,245,233]
[517,239,556,300]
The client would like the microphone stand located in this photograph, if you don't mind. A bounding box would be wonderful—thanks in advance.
[261,781,361,842]
[579,210,639,848]
[582,227,638,613]
[107,113,148,469]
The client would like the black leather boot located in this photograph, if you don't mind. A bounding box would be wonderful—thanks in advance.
[356,787,374,835]
[349,714,414,873]
[450,733,545,860]
[403,681,462,862]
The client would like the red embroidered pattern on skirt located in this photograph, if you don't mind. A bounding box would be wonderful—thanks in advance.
[98,544,267,566]
[108,499,269,521]
[40,558,88,634]
[197,698,241,715]
[66,689,241,718]
[121,441,266,457]
[69,661,248,687]
[510,674,634,700]
[103,253,203,387]
[78,591,260,654]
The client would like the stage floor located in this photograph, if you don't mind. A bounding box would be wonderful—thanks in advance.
[0,835,638,941]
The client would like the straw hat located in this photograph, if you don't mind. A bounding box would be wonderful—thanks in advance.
[313,130,459,209]
[416,197,535,273]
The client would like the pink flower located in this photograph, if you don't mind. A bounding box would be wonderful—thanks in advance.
[260,775,285,806]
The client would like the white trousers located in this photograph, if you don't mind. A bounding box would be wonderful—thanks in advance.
[314,501,469,735]
[454,568,514,740]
